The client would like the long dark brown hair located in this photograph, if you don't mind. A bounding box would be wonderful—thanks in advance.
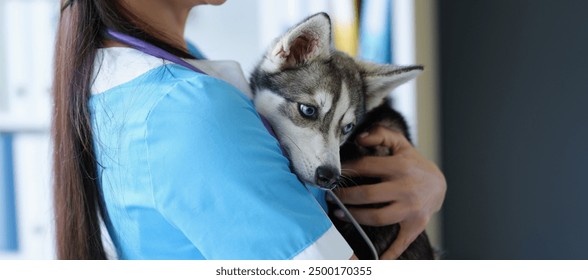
[52,0,193,259]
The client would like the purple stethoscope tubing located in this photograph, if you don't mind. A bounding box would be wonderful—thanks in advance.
[105,29,206,75]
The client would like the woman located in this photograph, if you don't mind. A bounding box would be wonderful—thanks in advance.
[52,0,446,260]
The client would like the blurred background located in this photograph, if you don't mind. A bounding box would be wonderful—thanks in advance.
[1,0,587,259]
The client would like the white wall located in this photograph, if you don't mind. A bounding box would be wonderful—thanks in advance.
[184,0,332,75]
[0,0,7,111]
[185,1,262,75]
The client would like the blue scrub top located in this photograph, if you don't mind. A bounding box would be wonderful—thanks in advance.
[89,47,351,259]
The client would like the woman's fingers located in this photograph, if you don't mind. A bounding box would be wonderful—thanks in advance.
[334,182,402,205]
[332,201,408,226]
[342,155,410,179]
[355,126,412,150]
[334,125,446,259]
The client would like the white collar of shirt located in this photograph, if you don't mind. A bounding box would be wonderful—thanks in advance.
[92,47,253,99]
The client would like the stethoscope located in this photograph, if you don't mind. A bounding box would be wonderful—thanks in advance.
[106,29,379,260]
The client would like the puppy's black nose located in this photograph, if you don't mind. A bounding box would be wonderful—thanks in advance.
[316,166,340,189]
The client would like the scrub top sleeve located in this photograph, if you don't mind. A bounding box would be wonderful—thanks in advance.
[145,74,352,260]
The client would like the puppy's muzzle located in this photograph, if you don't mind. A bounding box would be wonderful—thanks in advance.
[315,165,340,189]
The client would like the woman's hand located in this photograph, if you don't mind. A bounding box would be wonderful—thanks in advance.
[334,126,446,259]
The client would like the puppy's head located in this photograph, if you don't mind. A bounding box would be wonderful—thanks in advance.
[250,13,422,189]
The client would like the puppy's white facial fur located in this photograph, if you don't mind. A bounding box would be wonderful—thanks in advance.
[254,86,354,185]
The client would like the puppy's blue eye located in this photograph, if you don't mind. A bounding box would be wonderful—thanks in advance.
[298,103,317,119]
[342,123,355,135]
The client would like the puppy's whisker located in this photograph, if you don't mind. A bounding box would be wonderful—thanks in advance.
[341,168,360,178]
[269,124,305,157]
[339,174,359,187]
[282,134,304,154]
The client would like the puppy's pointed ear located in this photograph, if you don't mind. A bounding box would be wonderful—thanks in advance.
[357,61,424,111]
[261,13,332,72]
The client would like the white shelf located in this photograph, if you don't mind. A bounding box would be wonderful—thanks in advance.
[0,114,50,134]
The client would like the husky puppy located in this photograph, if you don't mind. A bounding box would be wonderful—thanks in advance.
[250,13,434,259]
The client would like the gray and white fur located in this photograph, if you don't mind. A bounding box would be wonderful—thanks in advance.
[249,12,433,259]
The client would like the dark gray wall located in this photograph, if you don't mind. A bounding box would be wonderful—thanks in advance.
[439,0,588,259]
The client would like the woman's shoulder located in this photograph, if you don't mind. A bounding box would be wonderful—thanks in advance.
[92,47,173,94]
[90,47,254,117]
